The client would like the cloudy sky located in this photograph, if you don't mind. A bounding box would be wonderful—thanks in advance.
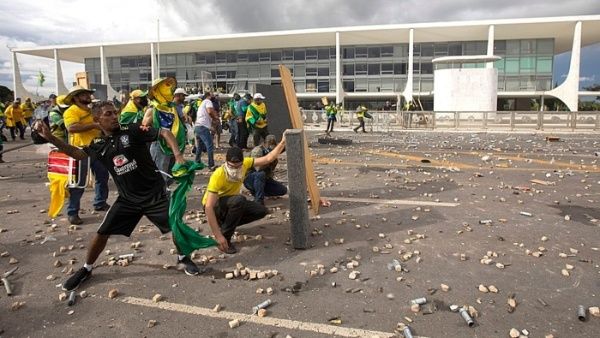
[1,0,599,97]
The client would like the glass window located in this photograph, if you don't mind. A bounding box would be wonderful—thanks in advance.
[537,39,554,54]
[282,50,294,60]
[294,80,305,92]
[306,79,317,92]
[505,76,520,90]
[421,78,433,91]
[494,41,506,55]
[381,46,393,57]
[248,53,259,62]
[355,63,367,75]
[355,78,367,91]
[318,67,329,76]
[536,76,551,90]
[318,81,329,92]
[343,47,354,59]
[343,80,354,92]
[421,43,434,57]
[294,49,305,61]
[330,47,336,59]
[294,65,305,77]
[520,57,535,73]
[368,78,380,92]
[259,52,270,61]
[494,59,505,72]
[393,45,406,57]
[520,76,535,90]
[434,43,448,56]
[343,64,354,75]
[536,57,552,73]
[226,53,237,63]
[205,54,215,64]
[505,57,519,74]
[306,49,318,60]
[381,78,394,91]
[421,62,433,74]
[271,51,281,61]
[318,48,329,59]
[248,65,259,78]
[394,63,406,75]
[413,62,420,74]
[448,42,462,56]
[520,40,536,54]
[506,40,520,55]
[355,47,367,58]
[381,63,394,75]
[271,68,280,77]
[166,55,176,66]
[368,47,380,58]
[368,64,380,75]
[237,53,248,62]
[412,43,421,56]
[306,67,317,76]
[216,53,227,63]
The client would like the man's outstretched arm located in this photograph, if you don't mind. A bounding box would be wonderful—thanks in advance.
[34,121,88,160]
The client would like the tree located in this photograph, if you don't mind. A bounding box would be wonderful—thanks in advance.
[0,85,14,104]
[583,84,600,101]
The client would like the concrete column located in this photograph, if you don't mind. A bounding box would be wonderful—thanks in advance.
[285,129,310,250]
[54,49,69,94]
[11,51,19,100]
[547,21,582,112]
[402,28,414,106]
[486,25,495,69]
[335,31,342,105]
[150,42,156,81]
[100,45,107,85]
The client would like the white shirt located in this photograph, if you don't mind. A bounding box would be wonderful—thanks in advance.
[195,99,213,128]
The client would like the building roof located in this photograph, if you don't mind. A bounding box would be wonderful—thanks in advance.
[12,15,600,63]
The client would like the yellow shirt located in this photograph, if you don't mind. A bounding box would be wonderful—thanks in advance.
[20,102,35,118]
[63,105,100,147]
[5,105,25,127]
[202,158,254,205]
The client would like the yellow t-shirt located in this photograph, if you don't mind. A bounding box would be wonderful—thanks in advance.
[202,157,254,205]
[63,105,100,147]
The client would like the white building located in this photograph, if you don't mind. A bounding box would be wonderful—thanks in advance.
[10,15,600,111]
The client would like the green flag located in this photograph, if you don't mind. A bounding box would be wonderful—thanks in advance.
[169,160,217,256]
[37,71,45,87]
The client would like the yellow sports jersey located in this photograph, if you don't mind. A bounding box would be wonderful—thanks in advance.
[63,104,100,147]
[202,158,254,205]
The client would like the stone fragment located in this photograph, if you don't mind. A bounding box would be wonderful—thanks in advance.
[152,294,163,303]
[410,304,420,313]
[79,291,88,298]
[488,285,498,293]
[257,308,268,317]
[266,287,274,295]
[478,284,489,293]
[386,293,395,300]
[228,319,241,328]
[11,301,25,311]
[212,304,222,312]
[147,320,157,328]
[349,271,360,280]
[330,267,338,273]
[59,292,67,301]
[509,328,520,338]
[440,284,450,292]
[589,306,599,317]
[108,289,119,299]
[8,257,18,264]
[225,273,234,279]
[561,269,570,277]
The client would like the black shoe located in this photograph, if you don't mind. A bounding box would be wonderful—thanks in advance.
[353,129,358,133]
[178,256,203,276]
[68,215,83,225]
[62,267,91,291]
[94,204,111,211]
[225,242,238,254]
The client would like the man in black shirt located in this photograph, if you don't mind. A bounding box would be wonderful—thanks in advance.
[34,101,205,291]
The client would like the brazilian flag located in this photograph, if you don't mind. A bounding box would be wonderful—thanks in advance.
[151,104,187,155]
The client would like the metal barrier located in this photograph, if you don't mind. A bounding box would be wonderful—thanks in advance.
[300,110,600,131]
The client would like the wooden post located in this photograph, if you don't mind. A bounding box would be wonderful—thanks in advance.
[285,129,310,249]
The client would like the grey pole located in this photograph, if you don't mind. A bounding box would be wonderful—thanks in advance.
[285,129,310,249]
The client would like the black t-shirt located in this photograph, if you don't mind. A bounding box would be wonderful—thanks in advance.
[84,124,165,203]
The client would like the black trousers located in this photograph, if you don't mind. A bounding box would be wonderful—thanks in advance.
[213,195,268,241]
[9,122,25,140]
[252,126,269,148]
[237,120,249,149]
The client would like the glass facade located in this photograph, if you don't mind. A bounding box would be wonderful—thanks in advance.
[84,38,554,94]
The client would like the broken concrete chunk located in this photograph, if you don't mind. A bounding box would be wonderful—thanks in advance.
[79,291,88,298]
[8,257,18,264]
[59,292,67,301]
[108,289,119,299]
[410,304,420,313]
[228,319,241,328]
[348,271,360,280]
[561,269,570,277]
[488,285,499,293]
[212,304,222,312]
[147,320,157,328]
[509,328,520,338]
[440,284,450,292]
[478,284,489,293]
[257,308,268,317]
[225,273,234,280]
[152,294,163,303]
[589,306,599,317]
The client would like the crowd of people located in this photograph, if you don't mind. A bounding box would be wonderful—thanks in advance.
[22,77,291,291]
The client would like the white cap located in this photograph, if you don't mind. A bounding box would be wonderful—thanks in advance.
[174,88,188,96]
[253,93,266,100]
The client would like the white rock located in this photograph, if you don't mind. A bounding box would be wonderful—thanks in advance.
[509,328,520,338]
[478,284,489,293]
[228,319,241,328]
[348,271,360,280]
[488,285,499,293]
[589,306,599,317]
[441,284,450,292]
[225,272,234,280]
[152,294,163,303]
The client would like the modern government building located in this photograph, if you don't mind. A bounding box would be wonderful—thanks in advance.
[10,15,600,112]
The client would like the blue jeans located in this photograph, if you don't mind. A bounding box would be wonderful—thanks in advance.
[243,171,287,203]
[194,125,214,167]
[67,158,109,216]
[150,141,175,186]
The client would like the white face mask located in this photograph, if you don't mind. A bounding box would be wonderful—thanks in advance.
[224,163,243,182]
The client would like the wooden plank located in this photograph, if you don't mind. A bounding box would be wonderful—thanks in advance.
[279,65,321,215]
[255,84,292,141]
